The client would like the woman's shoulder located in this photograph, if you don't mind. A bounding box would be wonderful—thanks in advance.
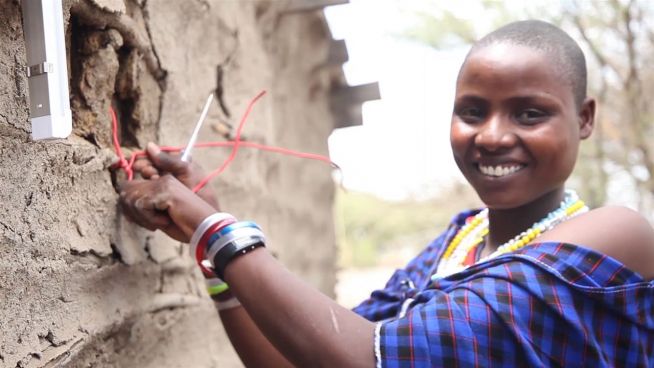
[535,206,654,279]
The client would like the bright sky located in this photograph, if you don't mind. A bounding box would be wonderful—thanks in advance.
[324,0,644,208]
[325,1,469,201]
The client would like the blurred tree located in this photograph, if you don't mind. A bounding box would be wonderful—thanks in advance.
[400,0,654,216]
[335,183,481,268]
[563,0,654,214]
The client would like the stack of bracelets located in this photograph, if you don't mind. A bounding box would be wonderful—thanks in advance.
[189,213,266,311]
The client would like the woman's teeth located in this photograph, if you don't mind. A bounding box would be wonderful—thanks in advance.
[478,164,523,177]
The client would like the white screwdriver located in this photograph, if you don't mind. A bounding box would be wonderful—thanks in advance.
[180,93,214,162]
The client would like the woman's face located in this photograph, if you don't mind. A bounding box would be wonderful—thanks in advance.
[450,43,593,209]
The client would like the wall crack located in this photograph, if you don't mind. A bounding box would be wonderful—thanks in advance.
[139,0,167,86]
[71,1,165,80]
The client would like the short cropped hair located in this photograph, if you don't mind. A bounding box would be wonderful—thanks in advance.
[467,20,587,108]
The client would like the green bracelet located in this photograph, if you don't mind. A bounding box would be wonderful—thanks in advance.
[207,282,229,296]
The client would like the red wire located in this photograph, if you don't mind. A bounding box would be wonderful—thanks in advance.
[191,90,265,192]
[110,107,132,180]
[110,90,338,191]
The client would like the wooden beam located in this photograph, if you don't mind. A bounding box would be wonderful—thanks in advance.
[330,82,380,128]
[332,105,362,129]
[331,82,381,106]
[327,39,348,65]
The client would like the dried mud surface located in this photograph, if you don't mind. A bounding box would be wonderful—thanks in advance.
[0,0,338,366]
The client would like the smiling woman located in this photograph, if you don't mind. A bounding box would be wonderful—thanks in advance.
[118,19,654,367]
[451,43,593,213]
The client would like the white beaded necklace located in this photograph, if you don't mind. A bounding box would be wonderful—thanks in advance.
[433,189,588,279]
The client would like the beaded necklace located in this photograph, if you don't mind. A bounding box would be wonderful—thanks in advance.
[433,189,588,279]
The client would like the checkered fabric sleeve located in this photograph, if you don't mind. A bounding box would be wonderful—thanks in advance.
[353,210,476,322]
[376,273,524,367]
[374,242,654,367]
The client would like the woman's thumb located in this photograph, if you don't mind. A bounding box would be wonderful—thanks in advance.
[146,142,162,157]
[146,142,186,173]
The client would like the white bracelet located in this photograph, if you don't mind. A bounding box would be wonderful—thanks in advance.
[215,297,241,311]
[189,212,235,259]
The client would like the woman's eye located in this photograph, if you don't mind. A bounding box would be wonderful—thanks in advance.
[516,109,548,124]
[457,106,484,122]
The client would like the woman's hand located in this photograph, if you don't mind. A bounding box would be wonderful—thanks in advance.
[132,142,220,209]
[119,174,215,242]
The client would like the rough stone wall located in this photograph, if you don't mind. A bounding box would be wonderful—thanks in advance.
[0,0,338,366]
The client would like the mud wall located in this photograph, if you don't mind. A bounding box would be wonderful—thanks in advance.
[0,0,340,366]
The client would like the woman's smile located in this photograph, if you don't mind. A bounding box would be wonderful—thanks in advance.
[450,42,588,209]
[475,163,526,178]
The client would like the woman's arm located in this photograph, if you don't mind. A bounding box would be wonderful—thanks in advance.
[127,144,294,367]
[224,248,375,368]
[119,174,376,367]
[218,299,294,368]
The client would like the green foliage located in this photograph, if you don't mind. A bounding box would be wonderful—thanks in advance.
[402,11,477,48]
[399,0,518,48]
[335,184,481,268]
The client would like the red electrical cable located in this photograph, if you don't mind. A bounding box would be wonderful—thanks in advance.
[110,90,339,191]
[191,90,264,192]
[110,107,132,180]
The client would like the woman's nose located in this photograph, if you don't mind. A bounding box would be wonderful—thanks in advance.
[473,115,517,152]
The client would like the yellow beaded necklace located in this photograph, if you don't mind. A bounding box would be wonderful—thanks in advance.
[434,190,588,278]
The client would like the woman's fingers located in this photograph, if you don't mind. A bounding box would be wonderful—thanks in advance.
[141,209,172,230]
[146,142,189,175]
[132,157,149,171]
[128,209,171,231]
[119,180,172,231]
[133,157,160,179]
[160,224,188,242]
[137,143,216,209]
[143,166,160,179]
[118,175,213,240]
[118,177,194,242]
[133,143,189,179]
[121,201,169,231]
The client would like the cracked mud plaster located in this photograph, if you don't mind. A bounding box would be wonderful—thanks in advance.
[69,1,162,149]
[1,0,339,367]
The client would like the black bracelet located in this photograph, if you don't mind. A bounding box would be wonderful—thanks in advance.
[213,236,265,279]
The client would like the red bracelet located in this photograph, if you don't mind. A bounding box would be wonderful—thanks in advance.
[196,218,237,275]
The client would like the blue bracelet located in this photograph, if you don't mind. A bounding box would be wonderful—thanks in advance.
[206,221,262,255]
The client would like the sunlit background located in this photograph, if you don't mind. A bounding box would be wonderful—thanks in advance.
[326,3,465,201]
[325,0,654,307]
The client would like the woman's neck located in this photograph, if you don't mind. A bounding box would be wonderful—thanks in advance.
[483,187,566,255]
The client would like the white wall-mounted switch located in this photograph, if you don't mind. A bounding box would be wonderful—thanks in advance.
[22,0,72,140]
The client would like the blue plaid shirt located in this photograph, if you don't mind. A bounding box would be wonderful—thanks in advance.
[353,210,654,367]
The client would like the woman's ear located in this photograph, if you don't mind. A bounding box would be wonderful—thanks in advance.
[579,97,596,140]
